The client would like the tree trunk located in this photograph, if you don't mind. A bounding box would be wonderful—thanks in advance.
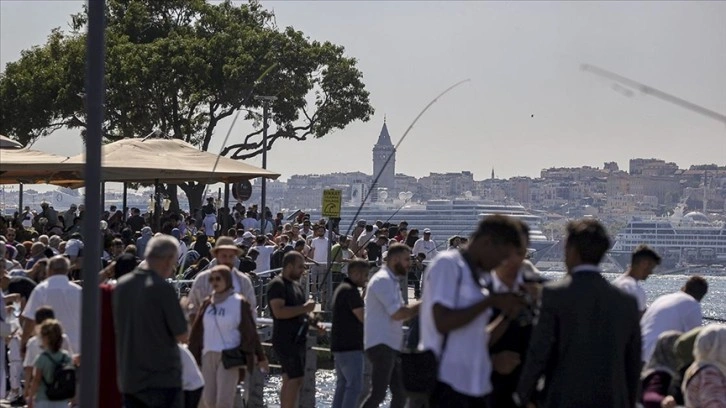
[180,182,206,214]
[164,183,182,213]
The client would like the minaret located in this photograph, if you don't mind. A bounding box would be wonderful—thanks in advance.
[372,118,396,191]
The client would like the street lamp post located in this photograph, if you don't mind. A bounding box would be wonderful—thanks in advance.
[254,95,277,234]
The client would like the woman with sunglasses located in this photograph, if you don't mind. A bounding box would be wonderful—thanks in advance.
[189,265,268,408]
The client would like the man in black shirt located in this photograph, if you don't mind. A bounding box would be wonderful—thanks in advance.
[267,252,316,408]
[366,235,387,263]
[330,259,368,408]
[126,208,146,233]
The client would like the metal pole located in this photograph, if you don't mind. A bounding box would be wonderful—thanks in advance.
[224,183,230,209]
[260,101,268,235]
[253,95,276,235]
[122,182,128,222]
[100,181,105,212]
[154,179,160,232]
[79,0,104,406]
[18,183,23,216]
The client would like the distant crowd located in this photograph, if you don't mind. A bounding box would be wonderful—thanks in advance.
[0,200,724,408]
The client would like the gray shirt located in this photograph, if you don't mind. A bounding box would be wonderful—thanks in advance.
[113,268,188,394]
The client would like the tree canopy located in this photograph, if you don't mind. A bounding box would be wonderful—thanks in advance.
[0,0,373,208]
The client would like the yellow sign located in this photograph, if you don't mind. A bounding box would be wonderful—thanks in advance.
[322,189,342,218]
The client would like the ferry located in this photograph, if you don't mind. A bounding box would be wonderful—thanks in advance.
[610,205,726,269]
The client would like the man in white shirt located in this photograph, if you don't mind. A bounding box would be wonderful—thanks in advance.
[412,228,438,261]
[188,237,257,323]
[309,226,329,304]
[612,245,661,316]
[252,235,277,273]
[640,276,707,363]
[361,244,420,408]
[420,215,527,407]
[21,255,82,353]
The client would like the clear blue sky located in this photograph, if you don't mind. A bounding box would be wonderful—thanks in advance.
[2,1,725,183]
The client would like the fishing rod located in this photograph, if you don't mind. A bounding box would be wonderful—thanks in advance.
[315,79,472,300]
[349,198,417,258]
[581,64,726,125]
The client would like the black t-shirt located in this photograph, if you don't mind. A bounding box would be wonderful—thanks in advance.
[366,243,382,262]
[267,276,306,348]
[238,257,256,274]
[330,278,364,352]
[126,215,146,233]
[7,276,37,301]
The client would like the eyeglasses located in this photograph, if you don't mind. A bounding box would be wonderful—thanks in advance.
[208,275,222,283]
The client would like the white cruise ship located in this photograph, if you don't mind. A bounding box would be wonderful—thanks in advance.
[610,205,726,269]
[312,197,557,257]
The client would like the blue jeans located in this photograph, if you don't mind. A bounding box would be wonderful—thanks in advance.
[332,350,364,408]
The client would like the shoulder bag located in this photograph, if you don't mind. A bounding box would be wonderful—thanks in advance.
[211,300,247,369]
[400,260,464,396]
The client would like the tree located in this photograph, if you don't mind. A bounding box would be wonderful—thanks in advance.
[0,0,373,210]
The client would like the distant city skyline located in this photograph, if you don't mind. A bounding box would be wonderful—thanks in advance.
[1,1,724,184]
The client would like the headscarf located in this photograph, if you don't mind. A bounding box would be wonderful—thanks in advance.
[683,324,726,392]
[675,326,704,370]
[209,265,235,304]
[642,330,682,379]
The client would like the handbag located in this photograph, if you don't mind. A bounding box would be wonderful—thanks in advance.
[211,302,247,369]
[400,261,464,396]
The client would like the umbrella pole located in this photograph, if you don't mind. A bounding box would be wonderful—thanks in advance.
[122,182,128,222]
[100,182,105,212]
[18,183,23,216]
[224,183,230,209]
[154,179,160,232]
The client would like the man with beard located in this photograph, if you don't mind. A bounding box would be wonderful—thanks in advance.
[187,237,256,323]
[420,215,527,407]
[360,244,420,408]
[268,252,317,408]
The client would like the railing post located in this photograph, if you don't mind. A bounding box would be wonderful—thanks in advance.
[299,331,318,407]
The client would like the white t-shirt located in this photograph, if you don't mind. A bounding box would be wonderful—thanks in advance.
[179,344,204,391]
[23,335,74,368]
[364,266,404,351]
[202,214,217,237]
[22,275,82,353]
[203,295,242,354]
[310,237,329,264]
[253,245,276,272]
[412,238,438,260]
[640,291,702,362]
[419,250,493,397]
[612,275,647,312]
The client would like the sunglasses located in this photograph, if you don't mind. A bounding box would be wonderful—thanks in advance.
[208,275,222,283]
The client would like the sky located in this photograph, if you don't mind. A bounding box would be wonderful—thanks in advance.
[1,0,725,187]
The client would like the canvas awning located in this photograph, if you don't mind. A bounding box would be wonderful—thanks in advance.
[0,148,82,184]
[65,138,280,184]
[0,134,23,149]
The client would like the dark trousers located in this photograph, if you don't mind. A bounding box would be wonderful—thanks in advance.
[431,381,491,408]
[360,344,407,408]
[124,387,183,408]
[184,388,203,408]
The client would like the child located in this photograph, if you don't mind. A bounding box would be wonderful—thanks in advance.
[180,343,204,408]
[27,319,73,407]
[23,307,73,405]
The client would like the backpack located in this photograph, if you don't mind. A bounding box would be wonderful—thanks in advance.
[41,351,76,401]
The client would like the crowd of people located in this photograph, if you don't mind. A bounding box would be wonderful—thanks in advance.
[0,200,724,408]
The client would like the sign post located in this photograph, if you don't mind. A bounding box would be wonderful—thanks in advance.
[321,190,341,310]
